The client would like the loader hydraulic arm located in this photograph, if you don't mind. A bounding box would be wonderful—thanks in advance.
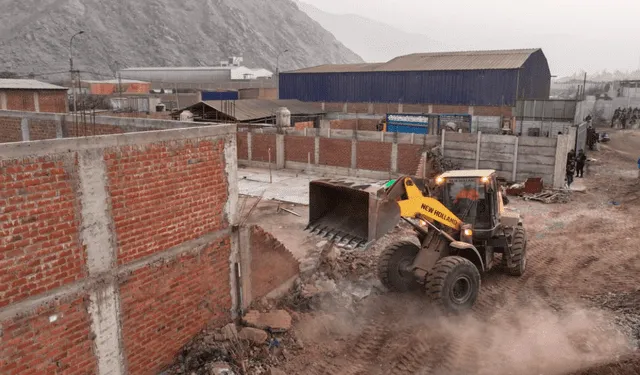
[386,177,462,231]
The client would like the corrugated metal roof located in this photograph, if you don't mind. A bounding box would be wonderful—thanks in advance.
[190,99,324,122]
[0,79,67,90]
[288,49,541,73]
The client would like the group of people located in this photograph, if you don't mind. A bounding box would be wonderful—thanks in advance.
[566,149,587,188]
[611,107,640,129]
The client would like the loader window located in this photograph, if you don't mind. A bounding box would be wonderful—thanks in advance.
[443,178,485,223]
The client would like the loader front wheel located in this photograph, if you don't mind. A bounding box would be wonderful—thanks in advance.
[425,256,480,314]
[378,241,420,292]
[504,226,527,276]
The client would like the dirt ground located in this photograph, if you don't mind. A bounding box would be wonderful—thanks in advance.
[272,130,640,375]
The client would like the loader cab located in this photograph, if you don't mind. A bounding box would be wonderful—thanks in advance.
[435,170,500,238]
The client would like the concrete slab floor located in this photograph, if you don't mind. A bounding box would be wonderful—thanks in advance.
[238,166,389,205]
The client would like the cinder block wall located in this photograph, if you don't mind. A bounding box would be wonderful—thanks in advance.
[0,125,240,375]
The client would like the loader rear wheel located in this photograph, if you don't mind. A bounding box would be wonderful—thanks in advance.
[425,256,480,314]
[504,226,527,276]
[378,241,420,292]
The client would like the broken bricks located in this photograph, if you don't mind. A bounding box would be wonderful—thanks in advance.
[238,327,269,344]
[242,310,293,333]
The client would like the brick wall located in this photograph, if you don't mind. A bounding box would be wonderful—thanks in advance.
[0,125,238,375]
[403,104,430,113]
[120,239,231,374]
[29,119,59,140]
[251,133,277,162]
[285,135,314,163]
[397,144,424,175]
[294,121,314,130]
[319,138,352,168]
[433,104,469,114]
[0,297,97,375]
[474,106,513,117]
[250,226,299,300]
[38,91,68,113]
[237,132,249,160]
[356,141,391,171]
[330,119,381,131]
[0,157,85,309]
[0,116,22,143]
[5,91,35,112]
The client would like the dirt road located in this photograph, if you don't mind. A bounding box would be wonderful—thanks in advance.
[281,130,640,375]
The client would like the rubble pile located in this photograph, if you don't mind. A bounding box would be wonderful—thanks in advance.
[583,290,640,348]
[523,190,572,204]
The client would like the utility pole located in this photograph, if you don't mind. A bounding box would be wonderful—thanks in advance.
[69,30,85,118]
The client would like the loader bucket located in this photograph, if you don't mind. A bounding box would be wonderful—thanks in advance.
[307,179,401,247]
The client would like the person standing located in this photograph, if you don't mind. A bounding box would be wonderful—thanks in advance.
[566,158,576,188]
[576,150,587,178]
[637,157,640,179]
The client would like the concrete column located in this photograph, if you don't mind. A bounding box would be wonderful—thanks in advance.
[224,135,240,318]
[0,92,7,110]
[428,104,433,113]
[20,118,30,141]
[247,132,253,161]
[314,134,320,165]
[368,103,374,114]
[398,103,404,113]
[34,92,40,113]
[238,226,252,310]
[441,129,446,154]
[55,115,64,139]
[468,106,474,115]
[77,149,125,375]
[512,137,519,181]
[276,134,285,169]
[342,103,348,113]
[321,102,326,111]
[553,134,570,188]
[475,131,482,169]
[391,142,398,173]
[350,139,357,170]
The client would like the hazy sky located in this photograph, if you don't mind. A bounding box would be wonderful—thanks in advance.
[302,0,640,76]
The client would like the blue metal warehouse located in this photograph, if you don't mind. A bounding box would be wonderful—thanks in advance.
[280,49,551,106]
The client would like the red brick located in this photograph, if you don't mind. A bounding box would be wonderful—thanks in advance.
[397,144,424,175]
[237,132,248,160]
[0,117,23,143]
[250,227,299,300]
[107,140,229,265]
[0,297,97,375]
[284,136,314,164]
[251,133,277,163]
[37,91,68,113]
[0,157,84,308]
[319,138,352,168]
[120,239,232,375]
[5,90,35,112]
[356,141,391,171]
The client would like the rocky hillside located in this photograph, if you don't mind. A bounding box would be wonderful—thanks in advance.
[0,0,362,78]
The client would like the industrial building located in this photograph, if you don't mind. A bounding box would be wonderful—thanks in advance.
[176,99,324,124]
[0,79,68,113]
[82,79,151,95]
[280,49,551,107]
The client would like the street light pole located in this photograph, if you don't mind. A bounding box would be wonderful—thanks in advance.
[276,49,289,99]
[69,30,84,115]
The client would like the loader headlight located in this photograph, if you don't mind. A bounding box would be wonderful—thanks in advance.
[463,228,473,237]
[461,224,473,243]
[481,177,490,184]
[435,176,445,185]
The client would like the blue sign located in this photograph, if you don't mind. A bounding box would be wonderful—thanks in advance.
[386,113,430,134]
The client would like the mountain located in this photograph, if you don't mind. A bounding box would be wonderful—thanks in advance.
[0,0,363,79]
[296,1,446,63]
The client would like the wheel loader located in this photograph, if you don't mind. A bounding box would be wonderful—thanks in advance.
[307,170,527,313]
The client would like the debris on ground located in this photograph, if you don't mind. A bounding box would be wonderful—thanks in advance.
[583,290,640,348]
[523,189,572,203]
[242,310,293,333]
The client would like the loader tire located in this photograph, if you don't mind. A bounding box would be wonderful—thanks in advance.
[378,241,420,292]
[425,256,480,314]
[504,226,527,276]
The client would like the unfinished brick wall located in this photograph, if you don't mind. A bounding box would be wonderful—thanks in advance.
[29,119,59,140]
[356,141,391,171]
[251,133,277,162]
[0,157,85,309]
[397,144,424,175]
[294,121,314,130]
[0,116,22,143]
[285,135,315,163]
[0,126,238,375]
[120,238,231,374]
[37,91,68,113]
[249,226,299,300]
[0,297,97,375]
[319,138,352,168]
[474,106,513,117]
[330,119,381,131]
[106,139,228,265]
[237,131,249,160]
[5,91,35,112]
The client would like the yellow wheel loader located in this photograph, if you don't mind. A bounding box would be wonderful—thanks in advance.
[307,170,527,313]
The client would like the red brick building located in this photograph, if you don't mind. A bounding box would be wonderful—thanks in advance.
[0,79,68,113]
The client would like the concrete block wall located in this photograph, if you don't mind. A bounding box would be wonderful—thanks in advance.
[441,131,565,187]
[0,125,240,375]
